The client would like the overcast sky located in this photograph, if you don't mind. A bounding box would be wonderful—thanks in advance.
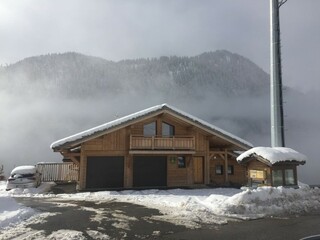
[0,0,319,92]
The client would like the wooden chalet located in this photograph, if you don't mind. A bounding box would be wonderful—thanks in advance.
[237,147,307,187]
[51,104,253,190]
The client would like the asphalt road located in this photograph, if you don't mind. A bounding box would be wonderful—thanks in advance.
[7,198,320,240]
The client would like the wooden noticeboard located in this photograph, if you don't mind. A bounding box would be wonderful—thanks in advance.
[249,170,266,180]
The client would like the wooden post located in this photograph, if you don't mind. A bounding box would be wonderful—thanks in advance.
[224,149,229,184]
[69,156,80,166]
[129,135,132,150]
[205,139,210,184]
[172,136,175,150]
[79,151,86,190]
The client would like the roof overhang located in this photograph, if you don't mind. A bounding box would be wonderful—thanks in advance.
[237,147,307,166]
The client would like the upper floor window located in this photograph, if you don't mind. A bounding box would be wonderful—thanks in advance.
[144,121,156,136]
[162,122,174,137]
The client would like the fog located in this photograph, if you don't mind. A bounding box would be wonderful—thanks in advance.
[1,1,320,93]
[1,82,319,184]
[0,0,319,184]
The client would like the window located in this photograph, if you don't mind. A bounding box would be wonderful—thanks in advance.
[228,165,234,175]
[162,122,174,137]
[285,169,295,185]
[178,156,186,168]
[272,169,283,186]
[215,165,223,175]
[143,121,156,136]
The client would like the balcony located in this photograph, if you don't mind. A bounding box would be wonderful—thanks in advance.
[130,135,195,152]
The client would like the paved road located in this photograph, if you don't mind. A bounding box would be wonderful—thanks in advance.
[164,214,320,240]
[5,198,320,240]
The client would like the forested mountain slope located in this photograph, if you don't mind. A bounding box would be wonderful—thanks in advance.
[0,50,269,98]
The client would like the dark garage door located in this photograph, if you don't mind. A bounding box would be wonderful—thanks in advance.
[133,156,167,187]
[86,156,124,189]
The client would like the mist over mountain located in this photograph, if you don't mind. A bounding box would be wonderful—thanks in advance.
[0,50,269,98]
[0,50,318,184]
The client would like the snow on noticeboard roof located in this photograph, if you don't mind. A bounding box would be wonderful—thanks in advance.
[50,103,253,149]
[236,147,307,165]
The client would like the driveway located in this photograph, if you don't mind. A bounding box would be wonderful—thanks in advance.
[2,197,320,240]
[7,198,188,239]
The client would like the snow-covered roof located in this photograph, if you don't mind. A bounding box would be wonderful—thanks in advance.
[236,147,307,165]
[51,103,253,150]
[10,165,37,175]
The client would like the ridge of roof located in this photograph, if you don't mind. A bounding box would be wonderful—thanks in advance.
[50,103,253,150]
[161,104,253,148]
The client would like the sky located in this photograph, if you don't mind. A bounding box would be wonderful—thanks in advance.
[0,0,319,92]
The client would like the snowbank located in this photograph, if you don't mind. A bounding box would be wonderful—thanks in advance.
[0,196,35,228]
[54,185,320,226]
[0,181,56,229]
[219,185,320,218]
[5,182,56,196]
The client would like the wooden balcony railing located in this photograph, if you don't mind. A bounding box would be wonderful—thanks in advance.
[130,135,195,151]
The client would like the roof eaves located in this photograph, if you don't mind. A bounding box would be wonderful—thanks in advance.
[162,105,253,150]
[51,103,253,152]
[51,105,167,151]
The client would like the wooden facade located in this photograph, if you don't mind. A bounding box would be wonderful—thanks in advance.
[51,104,252,190]
[241,158,300,187]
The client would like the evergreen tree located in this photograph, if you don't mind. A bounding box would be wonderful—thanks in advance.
[0,165,4,180]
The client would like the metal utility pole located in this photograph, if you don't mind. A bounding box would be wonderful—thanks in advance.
[270,0,287,147]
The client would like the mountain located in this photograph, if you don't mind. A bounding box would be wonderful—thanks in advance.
[0,49,275,156]
[0,50,270,99]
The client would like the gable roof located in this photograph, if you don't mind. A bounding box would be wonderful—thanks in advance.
[50,103,253,151]
[236,147,307,166]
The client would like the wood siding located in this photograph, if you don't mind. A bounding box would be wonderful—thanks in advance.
[209,155,246,186]
[83,129,127,152]
[74,114,248,190]
[167,155,195,187]
[227,158,246,186]
[193,157,204,184]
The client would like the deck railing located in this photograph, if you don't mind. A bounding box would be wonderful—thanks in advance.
[130,135,195,150]
[37,162,79,182]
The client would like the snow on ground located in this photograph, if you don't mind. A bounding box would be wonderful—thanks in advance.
[52,185,320,226]
[0,181,56,229]
[1,180,320,236]
[0,196,35,229]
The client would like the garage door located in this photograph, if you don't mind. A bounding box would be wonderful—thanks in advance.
[133,156,167,187]
[86,156,124,189]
